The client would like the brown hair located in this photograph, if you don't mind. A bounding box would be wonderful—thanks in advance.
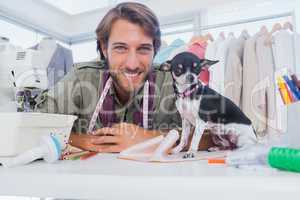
[96,2,161,60]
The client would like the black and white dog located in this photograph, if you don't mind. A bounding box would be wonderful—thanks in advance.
[160,52,257,158]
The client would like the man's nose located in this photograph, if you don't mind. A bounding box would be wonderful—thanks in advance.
[124,51,139,69]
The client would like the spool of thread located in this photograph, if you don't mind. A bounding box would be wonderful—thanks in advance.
[268,147,300,172]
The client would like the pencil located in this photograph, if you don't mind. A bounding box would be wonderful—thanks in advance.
[208,159,226,164]
[80,152,98,160]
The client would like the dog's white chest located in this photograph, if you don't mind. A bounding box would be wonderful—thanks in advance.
[176,98,201,126]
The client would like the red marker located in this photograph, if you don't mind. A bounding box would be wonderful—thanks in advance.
[80,152,98,160]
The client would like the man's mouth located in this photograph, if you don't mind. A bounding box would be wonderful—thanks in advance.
[123,71,143,79]
[124,71,141,77]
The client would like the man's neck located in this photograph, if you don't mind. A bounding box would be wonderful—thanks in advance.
[113,83,130,105]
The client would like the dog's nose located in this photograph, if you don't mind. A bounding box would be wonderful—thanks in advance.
[186,74,195,83]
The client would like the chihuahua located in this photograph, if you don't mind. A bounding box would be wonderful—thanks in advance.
[160,52,257,158]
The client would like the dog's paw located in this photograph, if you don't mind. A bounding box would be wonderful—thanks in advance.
[183,152,195,159]
[208,146,221,152]
[171,143,185,154]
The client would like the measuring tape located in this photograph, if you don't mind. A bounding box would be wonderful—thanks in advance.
[88,76,149,133]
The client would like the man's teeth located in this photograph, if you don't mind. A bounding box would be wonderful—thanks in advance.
[124,72,139,77]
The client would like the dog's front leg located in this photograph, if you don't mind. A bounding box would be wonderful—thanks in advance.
[171,119,191,154]
[183,119,206,159]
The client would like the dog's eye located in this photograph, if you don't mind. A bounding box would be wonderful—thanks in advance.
[177,64,183,69]
[192,66,200,73]
[174,67,183,75]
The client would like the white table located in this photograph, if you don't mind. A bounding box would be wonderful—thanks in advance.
[0,154,300,200]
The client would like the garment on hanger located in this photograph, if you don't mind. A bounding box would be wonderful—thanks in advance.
[272,30,295,71]
[255,31,277,135]
[224,31,249,108]
[271,29,300,133]
[154,39,185,64]
[205,35,223,92]
[211,33,235,95]
[187,40,208,59]
[187,39,209,84]
[30,40,73,88]
[242,33,265,134]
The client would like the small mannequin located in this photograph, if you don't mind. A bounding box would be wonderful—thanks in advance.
[37,37,57,69]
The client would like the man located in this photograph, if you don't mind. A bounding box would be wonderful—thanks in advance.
[36,2,222,153]
[35,2,184,153]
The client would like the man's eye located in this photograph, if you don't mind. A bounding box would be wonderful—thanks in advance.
[114,46,127,52]
[138,47,152,55]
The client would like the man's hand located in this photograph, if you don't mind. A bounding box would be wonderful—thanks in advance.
[69,123,161,153]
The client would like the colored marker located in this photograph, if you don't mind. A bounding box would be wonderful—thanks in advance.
[208,159,226,164]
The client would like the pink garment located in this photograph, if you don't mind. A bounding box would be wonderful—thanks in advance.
[187,41,209,85]
[187,41,207,59]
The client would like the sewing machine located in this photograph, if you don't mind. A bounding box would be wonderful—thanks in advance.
[0,43,48,112]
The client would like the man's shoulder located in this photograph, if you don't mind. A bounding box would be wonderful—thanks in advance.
[74,60,107,71]
[73,60,107,78]
[152,65,173,85]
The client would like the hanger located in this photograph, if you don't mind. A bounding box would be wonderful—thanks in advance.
[270,23,282,34]
[240,29,250,39]
[265,23,282,46]
[205,33,214,42]
[283,21,293,32]
[189,34,210,46]
[189,35,200,44]
[259,25,269,35]
[219,32,225,40]
[228,32,235,38]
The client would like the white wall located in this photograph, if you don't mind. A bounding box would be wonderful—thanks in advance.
[0,0,73,39]
[1,0,298,41]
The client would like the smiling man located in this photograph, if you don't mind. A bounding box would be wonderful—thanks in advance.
[35,2,183,152]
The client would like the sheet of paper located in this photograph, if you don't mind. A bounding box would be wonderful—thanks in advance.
[118,151,228,163]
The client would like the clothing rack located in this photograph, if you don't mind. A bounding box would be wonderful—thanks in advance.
[163,12,294,36]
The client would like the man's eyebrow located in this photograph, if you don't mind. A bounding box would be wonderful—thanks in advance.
[112,42,127,46]
[139,43,153,48]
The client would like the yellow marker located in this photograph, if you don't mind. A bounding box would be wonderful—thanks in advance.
[277,77,292,104]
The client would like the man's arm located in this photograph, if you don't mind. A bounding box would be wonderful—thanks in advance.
[69,123,164,152]
[69,124,214,153]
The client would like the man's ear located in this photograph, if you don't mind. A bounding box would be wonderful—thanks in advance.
[159,61,172,72]
[99,40,108,59]
[200,59,219,69]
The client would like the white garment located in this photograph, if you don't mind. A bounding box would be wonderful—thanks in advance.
[295,33,300,76]
[242,33,265,133]
[205,36,223,93]
[205,40,217,60]
[272,30,295,71]
[255,32,277,135]
[224,32,249,108]
[271,30,300,133]
[211,35,235,95]
[36,38,57,70]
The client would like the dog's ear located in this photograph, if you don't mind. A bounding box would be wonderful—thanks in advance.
[159,61,172,72]
[200,59,219,69]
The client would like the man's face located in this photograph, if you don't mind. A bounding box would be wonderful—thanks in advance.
[102,19,155,93]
